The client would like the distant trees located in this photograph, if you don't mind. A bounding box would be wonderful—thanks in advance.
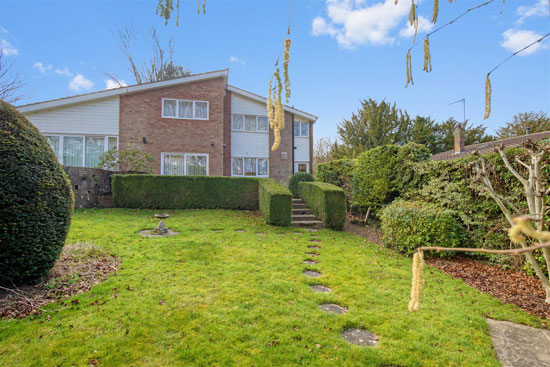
[496,111,550,139]
[331,99,495,159]
[0,53,24,104]
[313,137,333,173]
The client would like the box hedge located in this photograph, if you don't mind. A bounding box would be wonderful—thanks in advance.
[298,182,346,230]
[380,200,467,257]
[288,172,315,198]
[112,175,259,209]
[259,179,292,226]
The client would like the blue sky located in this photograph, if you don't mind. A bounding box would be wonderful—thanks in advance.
[1,0,549,141]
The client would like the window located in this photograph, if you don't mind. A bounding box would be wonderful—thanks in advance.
[162,99,209,120]
[295,162,309,173]
[294,122,309,137]
[44,135,118,167]
[231,157,268,177]
[231,114,269,132]
[161,153,209,176]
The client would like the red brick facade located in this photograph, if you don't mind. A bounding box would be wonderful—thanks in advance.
[118,76,311,181]
[119,77,226,176]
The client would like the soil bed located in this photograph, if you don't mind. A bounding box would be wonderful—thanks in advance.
[0,242,119,319]
[426,256,550,320]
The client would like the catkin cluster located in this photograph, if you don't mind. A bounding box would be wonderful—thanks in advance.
[423,36,432,72]
[408,250,424,312]
[267,69,285,151]
[509,217,550,244]
[283,39,292,103]
[484,74,492,119]
[196,0,206,14]
[432,0,439,24]
[405,51,414,87]
[409,1,419,42]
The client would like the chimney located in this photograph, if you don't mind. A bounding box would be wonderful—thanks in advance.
[454,123,465,153]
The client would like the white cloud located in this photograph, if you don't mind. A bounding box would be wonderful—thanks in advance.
[516,0,548,25]
[54,67,72,76]
[33,61,52,74]
[1,39,18,56]
[311,0,412,48]
[105,79,127,90]
[399,16,434,38]
[69,74,94,92]
[229,56,246,65]
[500,29,549,55]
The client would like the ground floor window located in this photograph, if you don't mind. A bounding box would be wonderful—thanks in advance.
[161,153,209,176]
[295,162,309,173]
[231,157,268,177]
[45,135,118,167]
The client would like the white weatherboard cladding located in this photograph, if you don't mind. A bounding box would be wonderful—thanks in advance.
[294,136,310,162]
[231,93,267,115]
[231,132,269,158]
[24,97,120,136]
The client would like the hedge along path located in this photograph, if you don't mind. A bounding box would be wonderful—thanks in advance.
[408,216,550,312]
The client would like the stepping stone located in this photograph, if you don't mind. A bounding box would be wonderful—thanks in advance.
[305,252,320,257]
[487,318,550,367]
[308,246,321,250]
[212,229,224,232]
[305,228,318,232]
[342,329,378,347]
[303,270,321,277]
[304,259,317,265]
[310,239,321,243]
[256,233,266,236]
[310,284,331,293]
[293,232,303,235]
[235,229,246,232]
[139,229,179,237]
[319,303,347,314]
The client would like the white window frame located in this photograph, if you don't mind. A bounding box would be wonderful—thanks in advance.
[44,134,118,167]
[294,162,309,173]
[161,98,209,121]
[231,157,269,177]
[231,114,269,133]
[294,122,309,137]
[160,152,210,176]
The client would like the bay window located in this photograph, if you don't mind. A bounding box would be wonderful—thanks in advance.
[231,157,269,177]
[161,153,209,176]
[45,135,118,167]
[162,99,209,120]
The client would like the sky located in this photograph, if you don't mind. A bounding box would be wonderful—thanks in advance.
[1,0,549,142]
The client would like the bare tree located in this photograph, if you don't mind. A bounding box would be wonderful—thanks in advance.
[108,24,190,85]
[0,52,25,104]
[313,137,333,173]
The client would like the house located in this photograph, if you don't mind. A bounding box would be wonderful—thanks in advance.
[431,124,550,161]
[17,69,317,182]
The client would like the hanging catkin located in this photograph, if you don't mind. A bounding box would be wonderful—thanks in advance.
[395,0,399,4]
[432,0,439,24]
[423,36,432,72]
[405,51,414,87]
[409,1,419,42]
[484,74,492,119]
[408,251,424,312]
[283,39,292,103]
[267,69,285,151]
[195,0,206,14]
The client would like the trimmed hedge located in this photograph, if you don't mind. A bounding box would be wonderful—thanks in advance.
[380,200,467,257]
[298,182,346,230]
[259,179,292,226]
[288,172,315,198]
[0,101,74,286]
[112,175,259,209]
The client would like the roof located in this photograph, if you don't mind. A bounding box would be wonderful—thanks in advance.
[17,69,317,121]
[431,130,550,161]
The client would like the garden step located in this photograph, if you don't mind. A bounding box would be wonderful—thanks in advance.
[292,199,305,203]
[292,208,313,215]
[292,220,324,228]
[293,203,308,209]
[292,214,319,222]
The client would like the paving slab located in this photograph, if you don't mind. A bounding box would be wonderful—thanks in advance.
[304,259,318,265]
[342,328,378,347]
[303,270,321,278]
[310,285,331,293]
[487,318,550,367]
[319,303,347,314]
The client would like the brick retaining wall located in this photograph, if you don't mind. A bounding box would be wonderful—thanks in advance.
[64,167,114,209]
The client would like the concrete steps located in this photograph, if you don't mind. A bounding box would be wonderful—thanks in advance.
[292,199,324,228]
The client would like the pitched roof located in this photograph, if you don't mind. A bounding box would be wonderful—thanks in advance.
[431,130,550,161]
[16,69,317,121]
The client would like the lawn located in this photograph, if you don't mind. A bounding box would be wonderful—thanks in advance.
[0,209,544,366]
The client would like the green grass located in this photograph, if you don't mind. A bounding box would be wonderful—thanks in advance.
[0,209,544,366]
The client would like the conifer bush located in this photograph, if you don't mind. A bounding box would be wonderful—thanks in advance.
[0,101,74,286]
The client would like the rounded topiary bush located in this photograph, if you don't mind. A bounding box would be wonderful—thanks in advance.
[288,171,315,198]
[0,101,74,286]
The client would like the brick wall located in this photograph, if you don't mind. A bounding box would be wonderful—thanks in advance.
[269,111,294,183]
[119,77,226,175]
[64,166,113,209]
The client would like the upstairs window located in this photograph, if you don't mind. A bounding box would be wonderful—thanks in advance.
[294,122,309,137]
[232,114,269,132]
[162,99,209,120]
